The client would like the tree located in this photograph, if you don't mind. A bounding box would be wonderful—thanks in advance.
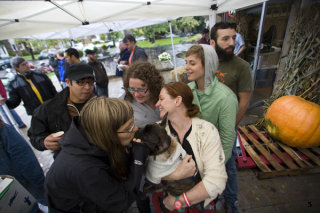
[109,31,123,47]
[175,17,200,33]
[141,23,169,43]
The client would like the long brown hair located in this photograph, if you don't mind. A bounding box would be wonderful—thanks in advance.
[79,97,133,179]
[123,61,164,104]
[163,82,199,118]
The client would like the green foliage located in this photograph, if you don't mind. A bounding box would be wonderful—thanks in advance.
[92,40,101,44]
[137,36,197,48]
[45,39,60,49]
[100,34,106,41]
[132,28,144,38]
[8,50,15,57]
[141,23,169,43]
[93,46,99,53]
[109,32,122,41]
[21,49,29,56]
[101,44,108,50]
[78,50,84,58]
[175,17,199,33]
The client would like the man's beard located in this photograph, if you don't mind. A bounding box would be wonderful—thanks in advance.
[216,44,235,61]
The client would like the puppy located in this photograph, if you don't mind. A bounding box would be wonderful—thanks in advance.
[136,123,198,197]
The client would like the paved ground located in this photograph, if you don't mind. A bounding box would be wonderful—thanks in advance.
[11,74,320,213]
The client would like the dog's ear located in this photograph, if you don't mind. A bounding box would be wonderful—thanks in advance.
[159,112,168,127]
[134,128,144,140]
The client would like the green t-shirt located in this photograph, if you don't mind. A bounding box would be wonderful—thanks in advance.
[216,56,253,99]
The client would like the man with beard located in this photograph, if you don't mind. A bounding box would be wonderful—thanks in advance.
[210,22,253,213]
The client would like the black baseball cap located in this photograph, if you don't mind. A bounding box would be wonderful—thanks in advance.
[66,63,94,81]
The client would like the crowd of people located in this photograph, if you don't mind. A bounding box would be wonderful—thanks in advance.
[0,22,252,213]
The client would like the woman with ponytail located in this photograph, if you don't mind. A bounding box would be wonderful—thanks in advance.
[155,81,227,212]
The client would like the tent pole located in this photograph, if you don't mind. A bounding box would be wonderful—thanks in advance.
[168,20,177,81]
[209,11,217,30]
[252,1,267,86]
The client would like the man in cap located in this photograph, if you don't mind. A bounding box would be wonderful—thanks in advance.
[5,56,57,116]
[85,49,109,97]
[28,63,96,158]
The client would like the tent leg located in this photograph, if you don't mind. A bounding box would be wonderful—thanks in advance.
[168,21,177,82]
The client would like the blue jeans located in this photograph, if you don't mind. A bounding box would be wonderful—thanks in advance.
[0,106,25,127]
[223,138,238,209]
[96,86,109,97]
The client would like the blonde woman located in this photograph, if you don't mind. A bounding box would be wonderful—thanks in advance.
[45,97,150,213]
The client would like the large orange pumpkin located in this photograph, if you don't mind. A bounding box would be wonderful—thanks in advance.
[265,95,320,148]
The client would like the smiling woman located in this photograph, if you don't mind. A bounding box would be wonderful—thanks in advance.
[123,61,164,128]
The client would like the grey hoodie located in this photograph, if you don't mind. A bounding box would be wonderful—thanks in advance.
[200,44,219,90]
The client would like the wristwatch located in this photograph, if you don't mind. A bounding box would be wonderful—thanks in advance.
[174,196,184,213]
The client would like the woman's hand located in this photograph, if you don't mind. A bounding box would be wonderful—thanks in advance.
[163,155,196,180]
[163,194,176,211]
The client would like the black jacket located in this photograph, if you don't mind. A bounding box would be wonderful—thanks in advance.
[28,88,72,156]
[88,61,109,88]
[45,120,150,213]
[6,71,57,115]
[132,46,148,63]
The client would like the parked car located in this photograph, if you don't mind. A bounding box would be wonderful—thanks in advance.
[38,49,57,60]
[0,57,11,70]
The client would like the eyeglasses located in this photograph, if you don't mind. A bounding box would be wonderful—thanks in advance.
[127,87,148,94]
[117,123,135,134]
[73,78,95,86]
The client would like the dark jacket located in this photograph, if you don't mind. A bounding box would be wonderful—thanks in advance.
[132,46,148,63]
[45,120,150,213]
[88,61,109,88]
[49,56,60,80]
[116,48,131,76]
[0,121,46,205]
[28,88,72,156]
[6,71,57,115]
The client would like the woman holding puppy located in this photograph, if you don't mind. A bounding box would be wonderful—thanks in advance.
[124,62,196,213]
[45,97,150,213]
[156,82,227,211]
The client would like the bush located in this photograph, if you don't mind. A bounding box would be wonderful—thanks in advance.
[93,47,99,53]
[22,49,29,56]
[101,44,108,51]
[8,50,15,57]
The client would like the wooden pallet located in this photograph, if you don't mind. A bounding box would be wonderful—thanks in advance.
[237,125,320,179]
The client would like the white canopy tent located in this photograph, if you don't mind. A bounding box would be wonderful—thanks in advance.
[23,18,173,40]
[0,0,267,40]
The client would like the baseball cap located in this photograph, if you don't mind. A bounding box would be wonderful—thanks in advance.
[66,63,94,81]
